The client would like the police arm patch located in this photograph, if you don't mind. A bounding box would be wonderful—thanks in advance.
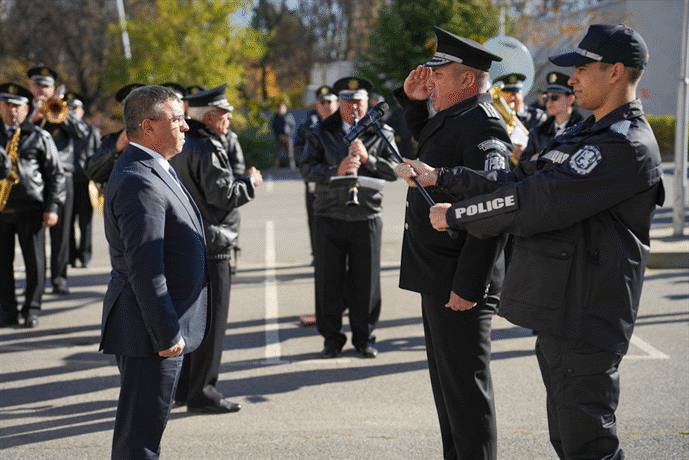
[568,145,602,175]
[478,138,510,171]
[449,185,519,225]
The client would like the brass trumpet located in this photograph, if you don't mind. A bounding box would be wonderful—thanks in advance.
[39,96,69,125]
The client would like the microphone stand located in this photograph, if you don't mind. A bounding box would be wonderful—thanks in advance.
[371,121,459,239]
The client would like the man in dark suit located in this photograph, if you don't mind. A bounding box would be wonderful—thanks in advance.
[101,85,208,459]
[393,27,512,460]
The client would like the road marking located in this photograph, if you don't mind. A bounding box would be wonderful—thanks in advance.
[266,176,274,193]
[626,334,670,359]
[264,220,283,364]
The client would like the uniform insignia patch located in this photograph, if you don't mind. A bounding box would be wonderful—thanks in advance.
[569,145,602,175]
[484,151,508,171]
[610,120,631,137]
[541,149,569,164]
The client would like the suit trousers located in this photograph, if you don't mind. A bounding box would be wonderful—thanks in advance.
[176,257,230,405]
[314,215,381,350]
[112,354,183,460]
[69,178,93,266]
[536,333,623,460]
[421,292,496,460]
[50,173,74,285]
[0,210,46,315]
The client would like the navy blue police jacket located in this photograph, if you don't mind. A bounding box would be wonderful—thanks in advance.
[435,100,664,353]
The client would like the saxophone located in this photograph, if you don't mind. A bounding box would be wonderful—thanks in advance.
[0,127,22,211]
[489,82,530,165]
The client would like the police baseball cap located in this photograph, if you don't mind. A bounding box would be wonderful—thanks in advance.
[493,73,526,93]
[333,77,372,100]
[425,26,502,72]
[315,85,337,101]
[27,65,58,86]
[549,24,649,69]
[0,83,33,106]
[185,84,233,112]
[115,83,145,104]
[545,71,573,94]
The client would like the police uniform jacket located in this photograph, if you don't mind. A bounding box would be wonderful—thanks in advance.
[0,120,65,214]
[169,119,255,259]
[300,111,398,221]
[394,89,512,302]
[84,130,121,184]
[524,109,584,160]
[221,129,246,239]
[294,109,321,162]
[74,123,101,184]
[436,100,663,354]
[35,112,89,173]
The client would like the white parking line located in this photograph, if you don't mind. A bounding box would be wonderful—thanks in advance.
[266,176,274,193]
[264,220,283,364]
[626,334,670,359]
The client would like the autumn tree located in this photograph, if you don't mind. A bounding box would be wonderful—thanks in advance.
[358,0,501,101]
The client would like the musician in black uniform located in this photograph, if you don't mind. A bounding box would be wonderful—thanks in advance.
[0,83,64,328]
[300,76,399,359]
[393,27,512,460]
[295,85,339,263]
[27,66,89,295]
[493,72,547,131]
[399,24,662,460]
[67,94,101,268]
[522,71,584,161]
[170,84,262,413]
[84,83,144,185]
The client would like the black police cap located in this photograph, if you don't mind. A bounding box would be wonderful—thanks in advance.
[332,77,372,100]
[425,26,502,72]
[27,65,58,86]
[115,83,145,104]
[545,71,573,94]
[315,85,337,101]
[185,84,233,111]
[0,82,33,106]
[493,73,526,93]
[549,24,649,69]
[64,91,84,108]
[185,85,206,97]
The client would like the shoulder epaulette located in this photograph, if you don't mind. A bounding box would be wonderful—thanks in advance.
[478,102,501,120]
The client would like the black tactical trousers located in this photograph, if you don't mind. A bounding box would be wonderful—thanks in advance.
[536,333,624,460]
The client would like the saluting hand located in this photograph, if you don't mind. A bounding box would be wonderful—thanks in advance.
[403,65,433,101]
[429,203,451,232]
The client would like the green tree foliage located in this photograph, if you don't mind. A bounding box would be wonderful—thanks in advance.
[107,0,265,105]
[358,0,500,101]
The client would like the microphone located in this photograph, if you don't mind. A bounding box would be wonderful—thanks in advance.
[344,102,389,143]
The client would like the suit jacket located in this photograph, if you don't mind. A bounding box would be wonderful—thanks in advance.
[100,145,208,357]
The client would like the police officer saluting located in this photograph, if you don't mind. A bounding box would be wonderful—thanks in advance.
[393,26,512,460]
[0,83,64,328]
[398,24,663,460]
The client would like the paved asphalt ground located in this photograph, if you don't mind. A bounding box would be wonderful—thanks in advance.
[1,165,687,459]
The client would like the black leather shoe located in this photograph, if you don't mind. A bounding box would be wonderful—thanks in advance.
[187,399,241,414]
[320,344,341,359]
[356,344,378,359]
[53,282,70,295]
[23,313,39,328]
[0,312,19,327]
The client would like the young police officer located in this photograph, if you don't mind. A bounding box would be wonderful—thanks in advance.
[396,24,663,460]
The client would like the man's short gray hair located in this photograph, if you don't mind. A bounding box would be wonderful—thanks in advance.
[124,85,180,136]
